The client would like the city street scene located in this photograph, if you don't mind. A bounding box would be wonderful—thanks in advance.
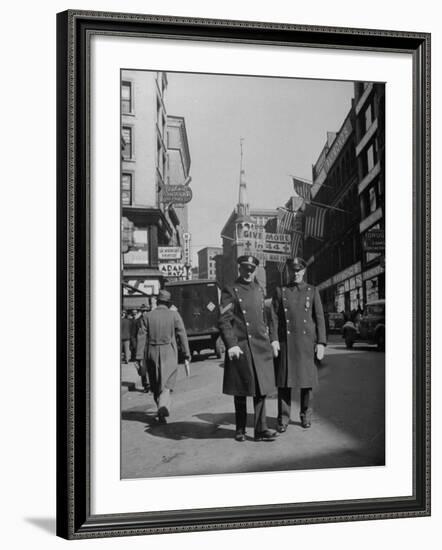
[120,70,385,479]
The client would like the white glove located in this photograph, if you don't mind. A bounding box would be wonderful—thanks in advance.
[271,340,280,358]
[228,346,243,360]
[315,344,325,361]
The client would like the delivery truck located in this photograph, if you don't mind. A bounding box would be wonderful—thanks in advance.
[165,279,224,358]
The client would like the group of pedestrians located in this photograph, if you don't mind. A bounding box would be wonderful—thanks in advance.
[121,304,151,392]
[122,254,326,439]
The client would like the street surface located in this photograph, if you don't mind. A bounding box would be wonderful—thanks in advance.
[121,335,385,479]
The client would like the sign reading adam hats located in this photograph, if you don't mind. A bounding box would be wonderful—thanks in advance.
[159,263,186,278]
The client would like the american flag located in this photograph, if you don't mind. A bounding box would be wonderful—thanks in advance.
[292,177,312,201]
[305,204,327,239]
[291,231,303,258]
[277,209,295,233]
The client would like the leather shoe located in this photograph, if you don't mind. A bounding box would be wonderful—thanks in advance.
[158,405,170,418]
[254,430,278,442]
[235,430,246,442]
[300,413,312,429]
[276,424,287,433]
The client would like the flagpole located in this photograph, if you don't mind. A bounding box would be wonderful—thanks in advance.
[308,200,351,214]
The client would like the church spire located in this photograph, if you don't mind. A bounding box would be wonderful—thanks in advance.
[237,138,249,217]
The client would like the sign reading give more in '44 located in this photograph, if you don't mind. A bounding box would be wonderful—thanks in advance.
[264,232,291,255]
[239,231,291,258]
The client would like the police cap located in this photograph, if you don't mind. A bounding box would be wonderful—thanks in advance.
[287,257,307,271]
[237,255,259,268]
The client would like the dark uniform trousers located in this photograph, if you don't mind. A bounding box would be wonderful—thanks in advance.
[234,394,268,434]
[277,387,312,426]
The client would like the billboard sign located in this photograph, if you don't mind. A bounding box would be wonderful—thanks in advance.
[158,246,182,260]
[162,185,193,204]
[363,229,385,252]
[159,263,186,278]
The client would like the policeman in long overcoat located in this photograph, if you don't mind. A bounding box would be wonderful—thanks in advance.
[270,257,326,430]
[218,255,277,442]
[143,290,191,423]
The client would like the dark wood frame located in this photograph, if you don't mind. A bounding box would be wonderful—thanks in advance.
[56,9,431,539]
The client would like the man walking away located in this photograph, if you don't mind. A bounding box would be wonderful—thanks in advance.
[143,290,191,423]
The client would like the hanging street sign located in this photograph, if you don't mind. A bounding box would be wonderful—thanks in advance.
[263,241,291,254]
[265,233,291,244]
[363,229,385,252]
[159,263,186,278]
[158,246,182,260]
[263,251,290,262]
[162,185,193,204]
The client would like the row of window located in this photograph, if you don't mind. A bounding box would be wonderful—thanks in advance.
[314,140,357,205]
[311,233,362,285]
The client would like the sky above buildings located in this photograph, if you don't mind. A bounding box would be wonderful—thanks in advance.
[165,71,354,263]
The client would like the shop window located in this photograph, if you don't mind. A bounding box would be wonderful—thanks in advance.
[365,277,379,303]
[123,227,149,265]
[122,173,132,205]
[121,81,132,114]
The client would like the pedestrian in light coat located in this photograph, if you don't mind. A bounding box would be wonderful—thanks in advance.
[218,255,277,442]
[143,290,191,423]
[270,257,326,430]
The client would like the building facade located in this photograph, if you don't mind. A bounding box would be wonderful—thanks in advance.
[304,82,385,315]
[304,102,363,314]
[219,144,280,292]
[197,247,223,280]
[121,71,190,307]
[354,82,386,304]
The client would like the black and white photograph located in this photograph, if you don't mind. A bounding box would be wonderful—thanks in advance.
[120,70,386,480]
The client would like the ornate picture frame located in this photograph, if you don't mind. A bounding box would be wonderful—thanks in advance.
[56,10,430,539]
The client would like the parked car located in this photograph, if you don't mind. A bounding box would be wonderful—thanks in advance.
[342,299,385,351]
[165,279,224,358]
[326,311,346,334]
